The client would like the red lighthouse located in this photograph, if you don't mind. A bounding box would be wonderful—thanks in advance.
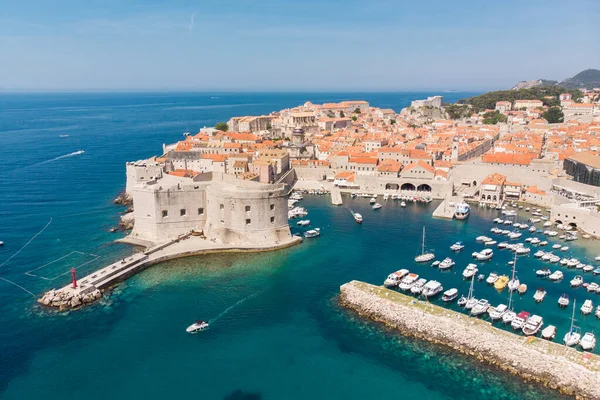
[71,268,77,288]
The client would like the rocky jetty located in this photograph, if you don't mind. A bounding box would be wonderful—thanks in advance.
[38,288,102,311]
[340,281,600,399]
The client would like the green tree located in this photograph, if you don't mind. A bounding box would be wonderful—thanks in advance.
[339,111,345,117]
[351,116,357,121]
[390,119,396,125]
[266,122,272,130]
[215,122,229,132]
[354,107,361,114]
[482,111,507,125]
[327,112,335,118]
[542,107,564,124]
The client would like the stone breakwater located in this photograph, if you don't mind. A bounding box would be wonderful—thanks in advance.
[38,288,102,311]
[340,281,600,400]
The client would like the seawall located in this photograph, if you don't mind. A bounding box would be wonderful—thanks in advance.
[339,281,600,399]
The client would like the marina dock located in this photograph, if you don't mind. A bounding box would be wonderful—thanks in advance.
[38,234,302,310]
[331,187,343,206]
[432,198,456,219]
[340,281,600,399]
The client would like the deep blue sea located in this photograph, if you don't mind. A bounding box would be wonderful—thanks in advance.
[1,92,599,399]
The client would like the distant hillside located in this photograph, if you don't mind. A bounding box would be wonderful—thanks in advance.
[458,86,583,113]
[560,69,600,89]
[511,79,558,90]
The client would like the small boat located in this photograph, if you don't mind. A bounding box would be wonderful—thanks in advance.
[515,246,530,255]
[530,237,540,245]
[488,304,508,320]
[596,305,600,318]
[522,315,543,336]
[462,264,478,279]
[549,270,563,281]
[536,269,551,277]
[511,311,530,330]
[454,202,470,220]
[549,255,560,263]
[476,249,493,261]
[422,280,443,298]
[497,242,508,249]
[558,293,570,307]
[372,203,382,210]
[529,226,537,233]
[583,234,591,239]
[431,260,440,267]
[508,232,522,240]
[564,304,581,347]
[594,268,600,276]
[398,273,420,291]
[296,220,310,226]
[477,274,485,281]
[439,257,456,270]
[414,227,435,263]
[450,242,465,252]
[567,258,579,268]
[383,194,389,201]
[560,246,569,251]
[560,258,569,266]
[539,241,548,246]
[583,265,594,273]
[457,296,468,307]
[541,253,552,261]
[383,269,410,287]
[502,310,516,324]
[465,297,478,310]
[541,325,556,340]
[581,299,593,315]
[400,201,407,207]
[354,213,363,224]
[508,277,520,292]
[486,272,499,285]
[517,284,527,294]
[581,332,596,351]
[369,197,376,204]
[304,228,321,238]
[570,275,583,288]
[186,320,209,333]
[470,299,490,316]
[475,236,488,242]
[484,240,497,246]
[533,288,546,302]
[588,283,600,293]
[442,288,458,302]
[410,278,427,295]
[494,275,509,290]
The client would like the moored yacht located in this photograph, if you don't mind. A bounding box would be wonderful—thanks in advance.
[522,315,543,336]
[488,304,507,320]
[533,288,546,302]
[581,299,593,315]
[383,269,410,287]
[414,227,435,263]
[450,241,465,251]
[442,288,458,302]
[570,275,583,288]
[581,332,596,351]
[558,293,570,307]
[354,213,363,224]
[486,272,499,285]
[541,325,556,340]
[422,280,443,298]
[511,311,529,330]
[304,228,321,238]
[549,270,564,281]
[372,203,382,210]
[470,299,490,316]
[462,263,478,279]
[398,273,420,291]
[439,257,456,270]
[410,278,427,295]
[454,202,470,220]
[536,268,551,277]
[564,301,581,347]
[475,248,493,261]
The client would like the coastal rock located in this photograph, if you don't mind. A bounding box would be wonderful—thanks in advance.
[119,212,135,230]
[70,296,82,308]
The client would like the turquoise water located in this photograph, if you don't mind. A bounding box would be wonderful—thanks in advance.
[1,92,598,399]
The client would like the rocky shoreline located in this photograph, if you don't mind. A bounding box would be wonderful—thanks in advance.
[38,288,102,311]
[340,281,600,400]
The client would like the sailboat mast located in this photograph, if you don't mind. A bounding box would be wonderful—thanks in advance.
[468,275,474,299]
[570,300,576,332]
[422,227,425,255]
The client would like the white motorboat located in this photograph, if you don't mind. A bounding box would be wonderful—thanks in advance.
[486,272,499,285]
[488,304,508,320]
[369,197,376,204]
[564,301,581,347]
[508,232,522,240]
[475,236,488,242]
[484,240,497,246]
[587,283,600,293]
[522,315,543,336]
[497,242,508,249]
[515,246,530,255]
[549,270,563,281]
[454,202,470,220]
[296,220,310,226]
[502,311,516,324]
[539,241,548,246]
[422,280,443,298]
[541,325,556,340]
[596,305,600,318]
[383,269,410,287]
[558,293,570,307]
[543,221,552,228]
[462,263,478,279]
[549,255,560,263]
[581,332,596,351]
[372,203,382,210]
[431,260,440,267]
[354,213,363,224]
[439,257,456,270]
[476,249,493,261]
[525,237,532,243]
[530,238,540,245]
[511,311,529,330]
[383,194,389,201]
[450,242,465,251]
[529,226,537,233]
[581,299,593,315]
[414,227,435,263]
[442,288,458,302]
[541,253,552,261]
[560,258,569,266]
[470,299,490,316]
[583,264,594,273]
[570,275,583,288]
[536,269,551,277]
[567,258,579,268]
[534,250,545,258]
[508,278,520,292]
[560,246,569,252]
[304,228,321,238]
[400,201,407,207]
[186,320,209,333]
[552,244,561,250]
[533,288,546,302]
[410,278,427,295]
[398,273,420,291]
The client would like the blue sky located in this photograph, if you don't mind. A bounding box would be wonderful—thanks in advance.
[0,0,599,91]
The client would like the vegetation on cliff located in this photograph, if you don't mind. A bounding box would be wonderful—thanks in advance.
[560,69,600,89]
[459,86,583,112]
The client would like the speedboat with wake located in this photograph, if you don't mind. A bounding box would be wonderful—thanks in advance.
[186,320,209,333]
